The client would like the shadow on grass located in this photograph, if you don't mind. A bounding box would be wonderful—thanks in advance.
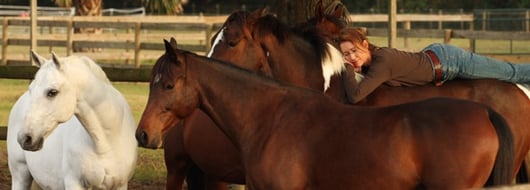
[0,140,167,189]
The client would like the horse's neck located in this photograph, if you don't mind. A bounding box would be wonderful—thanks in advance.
[74,81,129,154]
[264,37,325,91]
[267,39,345,97]
[192,56,291,149]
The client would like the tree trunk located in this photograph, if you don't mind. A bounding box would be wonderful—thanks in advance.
[273,0,347,24]
[73,0,103,52]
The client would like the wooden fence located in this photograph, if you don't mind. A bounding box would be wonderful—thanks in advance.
[1,14,529,67]
[0,15,228,67]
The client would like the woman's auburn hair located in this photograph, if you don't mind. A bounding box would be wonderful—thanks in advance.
[339,27,378,52]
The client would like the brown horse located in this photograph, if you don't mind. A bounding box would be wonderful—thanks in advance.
[208,5,530,183]
[160,9,269,190]
[137,38,514,189]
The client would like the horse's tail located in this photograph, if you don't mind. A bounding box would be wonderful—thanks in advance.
[486,108,515,186]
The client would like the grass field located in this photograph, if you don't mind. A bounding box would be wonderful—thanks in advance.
[0,79,167,188]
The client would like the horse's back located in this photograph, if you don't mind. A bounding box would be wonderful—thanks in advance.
[364,79,529,167]
[321,98,503,188]
[391,98,506,187]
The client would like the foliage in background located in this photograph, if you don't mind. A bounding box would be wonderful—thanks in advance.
[4,0,528,14]
[50,0,184,15]
[142,0,185,15]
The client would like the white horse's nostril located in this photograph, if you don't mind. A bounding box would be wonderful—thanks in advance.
[23,135,32,147]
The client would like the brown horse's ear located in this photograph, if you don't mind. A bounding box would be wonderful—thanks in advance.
[330,3,345,19]
[248,7,267,25]
[163,39,178,62]
[250,7,268,19]
[314,0,325,22]
[245,7,267,39]
[169,37,178,50]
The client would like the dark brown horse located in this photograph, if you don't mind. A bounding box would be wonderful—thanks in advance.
[137,38,514,189]
[207,5,530,183]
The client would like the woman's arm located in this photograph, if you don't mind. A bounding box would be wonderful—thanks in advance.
[342,61,390,104]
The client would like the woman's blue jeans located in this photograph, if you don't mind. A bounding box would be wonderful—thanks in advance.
[423,43,530,84]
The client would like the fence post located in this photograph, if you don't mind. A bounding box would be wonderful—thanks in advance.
[459,9,464,30]
[438,10,443,30]
[49,25,54,52]
[524,9,530,32]
[526,10,529,32]
[469,39,476,53]
[1,18,8,65]
[443,29,452,44]
[134,22,141,67]
[66,18,73,56]
[205,24,213,52]
[403,21,410,49]
[482,10,487,31]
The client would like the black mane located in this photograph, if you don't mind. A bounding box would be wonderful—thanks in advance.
[253,14,329,65]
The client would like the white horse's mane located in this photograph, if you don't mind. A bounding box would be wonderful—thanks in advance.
[70,55,111,84]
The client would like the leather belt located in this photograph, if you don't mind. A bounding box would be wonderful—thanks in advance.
[425,50,443,86]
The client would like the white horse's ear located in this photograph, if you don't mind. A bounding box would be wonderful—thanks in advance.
[51,52,61,69]
[30,50,46,67]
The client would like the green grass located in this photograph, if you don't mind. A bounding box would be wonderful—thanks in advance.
[0,79,31,127]
[0,79,166,187]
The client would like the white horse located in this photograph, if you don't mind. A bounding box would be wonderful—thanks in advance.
[7,51,138,189]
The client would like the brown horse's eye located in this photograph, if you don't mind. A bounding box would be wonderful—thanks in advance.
[165,84,174,90]
[228,40,238,47]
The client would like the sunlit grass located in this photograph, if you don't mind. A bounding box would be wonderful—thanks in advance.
[112,82,150,123]
[0,79,31,127]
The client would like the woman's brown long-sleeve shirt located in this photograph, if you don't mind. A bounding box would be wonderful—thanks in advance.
[343,47,435,104]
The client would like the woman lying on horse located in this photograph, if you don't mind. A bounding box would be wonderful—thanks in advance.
[339,28,530,104]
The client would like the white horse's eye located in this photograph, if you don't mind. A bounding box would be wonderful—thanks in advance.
[47,89,59,97]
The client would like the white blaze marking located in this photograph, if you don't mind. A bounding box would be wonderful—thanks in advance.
[206,27,225,58]
[321,43,346,91]
[516,83,530,100]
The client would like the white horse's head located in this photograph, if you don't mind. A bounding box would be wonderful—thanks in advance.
[17,51,103,151]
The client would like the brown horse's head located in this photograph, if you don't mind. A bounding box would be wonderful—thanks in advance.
[207,8,272,76]
[136,38,199,148]
[303,0,349,48]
